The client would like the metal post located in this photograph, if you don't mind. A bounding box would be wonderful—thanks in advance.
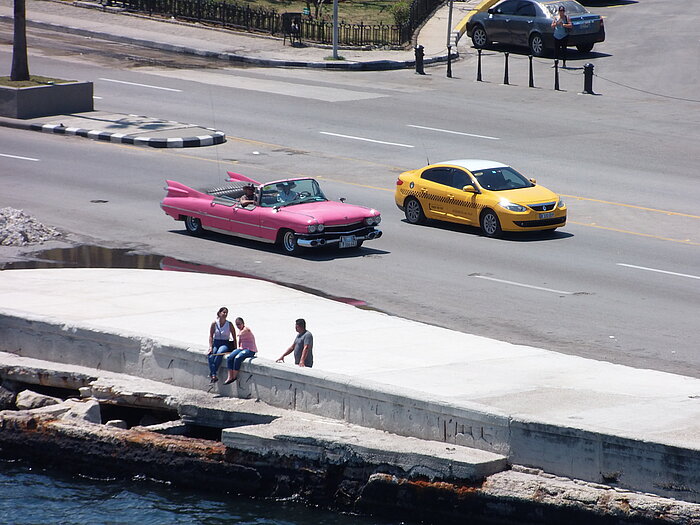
[503,52,509,85]
[415,45,425,75]
[332,0,339,59]
[582,62,595,94]
[554,59,560,91]
[446,0,453,78]
[477,48,482,81]
[528,55,534,88]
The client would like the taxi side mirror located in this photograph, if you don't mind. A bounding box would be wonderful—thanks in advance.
[463,185,479,193]
[529,178,537,185]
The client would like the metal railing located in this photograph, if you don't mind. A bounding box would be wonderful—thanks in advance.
[103,0,443,46]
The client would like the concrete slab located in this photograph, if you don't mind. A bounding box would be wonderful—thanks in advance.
[1,268,699,501]
[222,416,508,481]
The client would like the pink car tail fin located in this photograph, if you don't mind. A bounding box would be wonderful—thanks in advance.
[226,171,261,185]
[164,180,201,198]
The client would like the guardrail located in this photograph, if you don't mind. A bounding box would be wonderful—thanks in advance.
[100,0,442,46]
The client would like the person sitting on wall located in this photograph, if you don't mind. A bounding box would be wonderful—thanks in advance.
[224,317,257,384]
[208,307,236,383]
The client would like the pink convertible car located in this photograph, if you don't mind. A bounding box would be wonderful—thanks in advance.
[161,172,382,255]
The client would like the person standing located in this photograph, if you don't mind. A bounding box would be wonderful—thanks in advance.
[551,5,572,68]
[276,318,313,368]
[224,317,258,384]
[208,307,236,383]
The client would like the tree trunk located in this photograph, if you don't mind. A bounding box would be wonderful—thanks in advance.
[11,0,30,81]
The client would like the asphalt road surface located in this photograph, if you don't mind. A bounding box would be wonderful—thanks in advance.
[1,0,698,377]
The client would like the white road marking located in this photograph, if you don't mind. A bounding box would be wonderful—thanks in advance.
[99,78,182,92]
[0,153,39,161]
[136,68,385,102]
[407,124,500,140]
[320,132,414,148]
[617,263,700,281]
[473,275,575,295]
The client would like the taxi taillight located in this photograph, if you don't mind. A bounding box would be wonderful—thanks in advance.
[396,179,404,185]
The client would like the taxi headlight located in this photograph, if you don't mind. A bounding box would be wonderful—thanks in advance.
[317,223,324,232]
[307,224,317,233]
[557,197,565,208]
[498,199,527,212]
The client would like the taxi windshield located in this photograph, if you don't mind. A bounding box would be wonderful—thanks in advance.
[472,167,534,191]
[260,178,328,207]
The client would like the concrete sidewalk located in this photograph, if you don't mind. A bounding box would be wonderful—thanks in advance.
[0,0,479,68]
[0,0,479,145]
[0,268,698,502]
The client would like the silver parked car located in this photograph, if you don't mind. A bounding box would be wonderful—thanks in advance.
[467,0,605,57]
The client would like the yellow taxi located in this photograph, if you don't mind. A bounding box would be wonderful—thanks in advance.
[394,159,566,237]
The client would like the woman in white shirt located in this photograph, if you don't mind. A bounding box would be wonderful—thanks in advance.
[207,307,237,383]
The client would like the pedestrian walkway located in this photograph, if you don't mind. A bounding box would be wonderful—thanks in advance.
[0,268,698,502]
[0,0,482,145]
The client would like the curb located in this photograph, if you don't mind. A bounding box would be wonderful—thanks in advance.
[0,15,452,71]
[28,123,226,148]
[0,117,226,148]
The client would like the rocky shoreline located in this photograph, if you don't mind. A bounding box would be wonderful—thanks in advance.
[1,359,698,525]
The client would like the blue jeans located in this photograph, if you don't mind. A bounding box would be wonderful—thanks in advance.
[208,339,231,376]
[226,349,256,371]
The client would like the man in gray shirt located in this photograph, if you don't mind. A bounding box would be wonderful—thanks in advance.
[277,318,313,368]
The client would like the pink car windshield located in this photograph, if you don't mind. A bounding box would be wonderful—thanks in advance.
[260,179,327,207]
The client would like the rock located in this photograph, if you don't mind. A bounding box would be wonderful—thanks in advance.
[0,208,61,246]
[0,385,16,410]
[15,389,62,410]
[60,399,101,424]
[105,419,128,429]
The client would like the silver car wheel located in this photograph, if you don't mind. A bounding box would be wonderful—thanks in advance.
[480,210,502,238]
[472,26,488,48]
[529,34,544,57]
[281,230,300,255]
[404,198,426,225]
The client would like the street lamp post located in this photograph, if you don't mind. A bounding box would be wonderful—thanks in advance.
[446,0,454,78]
[332,0,339,59]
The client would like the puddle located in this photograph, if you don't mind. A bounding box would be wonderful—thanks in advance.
[1,245,377,310]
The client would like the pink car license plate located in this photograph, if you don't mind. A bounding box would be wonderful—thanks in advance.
[340,235,357,248]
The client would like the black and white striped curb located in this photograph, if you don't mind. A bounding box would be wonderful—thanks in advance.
[28,122,226,148]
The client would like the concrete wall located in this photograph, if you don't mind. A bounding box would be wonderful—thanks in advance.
[0,82,93,119]
[1,312,698,503]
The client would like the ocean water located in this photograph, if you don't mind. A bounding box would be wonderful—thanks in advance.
[0,459,397,525]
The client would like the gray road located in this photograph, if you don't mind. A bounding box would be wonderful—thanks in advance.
[1,0,698,376]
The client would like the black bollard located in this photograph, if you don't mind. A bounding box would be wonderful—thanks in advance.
[554,59,560,91]
[528,55,535,88]
[583,62,595,94]
[503,52,509,85]
[477,49,483,81]
[415,45,425,75]
[447,45,453,78]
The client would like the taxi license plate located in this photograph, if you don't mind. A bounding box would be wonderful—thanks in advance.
[540,212,555,219]
[340,235,357,248]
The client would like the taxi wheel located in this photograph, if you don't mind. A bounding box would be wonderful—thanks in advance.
[404,198,426,225]
[280,229,300,255]
[480,209,502,238]
[184,216,203,236]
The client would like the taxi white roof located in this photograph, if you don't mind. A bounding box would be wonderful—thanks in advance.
[439,159,508,171]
